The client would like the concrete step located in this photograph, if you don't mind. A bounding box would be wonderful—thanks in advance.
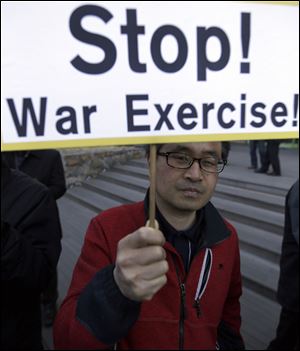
[215,183,284,213]
[231,221,282,264]
[127,159,147,166]
[113,164,148,179]
[82,178,144,204]
[58,196,97,238]
[212,196,284,235]
[240,287,280,350]
[66,186,121,213]
[240,250,279,300]
[218,176,288,197]
[97,170,149,192]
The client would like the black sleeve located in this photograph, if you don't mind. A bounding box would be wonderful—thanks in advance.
[76,264,141,345]
[1,190,62,292]
[287,180,299,245]
[217,320,245,350]
[277,180,299,310]
[48,152,66,200]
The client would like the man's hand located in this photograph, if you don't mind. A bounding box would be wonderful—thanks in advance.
[113,226,169,302]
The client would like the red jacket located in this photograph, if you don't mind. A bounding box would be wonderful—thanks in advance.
[54,201,243,350]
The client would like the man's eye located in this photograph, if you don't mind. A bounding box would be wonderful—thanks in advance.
[173,154,190,162]
[202,158,217,166]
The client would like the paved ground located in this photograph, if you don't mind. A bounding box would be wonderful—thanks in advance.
[221,142,299,190]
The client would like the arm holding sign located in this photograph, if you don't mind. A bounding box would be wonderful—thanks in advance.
[53,205,167,349]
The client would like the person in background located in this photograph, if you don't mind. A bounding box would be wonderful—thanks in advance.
[255,140,281,176]
[1,155,62,349]
[248,140,266,170]
[222,141,231,161]
[3,149,66,327]
[53,141,244,350]
[266,140,281,176]
[267,179,299,350]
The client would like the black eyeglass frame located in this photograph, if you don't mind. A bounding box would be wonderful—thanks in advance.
[157,152,227,173]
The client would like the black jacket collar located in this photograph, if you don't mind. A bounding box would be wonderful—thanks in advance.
[143,190,231,248]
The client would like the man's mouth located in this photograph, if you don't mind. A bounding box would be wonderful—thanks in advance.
[180,187,202,198]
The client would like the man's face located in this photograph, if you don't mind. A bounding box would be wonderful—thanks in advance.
[154,142,222,216]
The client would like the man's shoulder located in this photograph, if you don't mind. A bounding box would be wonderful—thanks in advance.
[97,201,144,220]
[288,179,299,205]
[33,149,61,159]
[204,201,238,246]
[223,218,238,237]
[2,169,52,226]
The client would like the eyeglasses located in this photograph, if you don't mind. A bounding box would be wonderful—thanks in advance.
[157,152,227,173]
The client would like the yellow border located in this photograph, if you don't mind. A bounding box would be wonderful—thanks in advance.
[1,132,298,151]
[238,1,299,5]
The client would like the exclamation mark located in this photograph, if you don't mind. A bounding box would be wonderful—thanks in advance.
[241,13,251,74]
[293,94,298,127]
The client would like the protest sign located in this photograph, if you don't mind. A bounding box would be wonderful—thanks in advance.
[1,1,298,151]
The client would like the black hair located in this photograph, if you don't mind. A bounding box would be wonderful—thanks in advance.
[144,142,227,160]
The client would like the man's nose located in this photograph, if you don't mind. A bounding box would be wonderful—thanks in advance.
[184,160,203,180]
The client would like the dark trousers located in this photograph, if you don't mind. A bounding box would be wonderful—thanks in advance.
[267,308,299,350]
[261,140,281,174]
[249,140,266,168]
[41,269,58,305]
[222,142,231,160]
[267,140,281,174]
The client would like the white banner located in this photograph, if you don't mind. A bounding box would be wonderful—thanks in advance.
[1,1,299,150]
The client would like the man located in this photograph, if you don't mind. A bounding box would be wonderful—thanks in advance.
[267,179,299,350]
[3,149,66,326]
[53,142,244,350]
[1,155,62,349]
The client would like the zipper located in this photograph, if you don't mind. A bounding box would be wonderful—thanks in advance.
[172,254,186,350]
[193,248,212,318]
[193,299,201,318]
[179,282,186,350]
[187,241,192,271]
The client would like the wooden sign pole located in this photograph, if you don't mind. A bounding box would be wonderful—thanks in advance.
[148,144,157,228]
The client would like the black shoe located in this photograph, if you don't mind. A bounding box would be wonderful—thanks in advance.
[266,171,281,176]
[42,303,57,327]
[255,168,267,173]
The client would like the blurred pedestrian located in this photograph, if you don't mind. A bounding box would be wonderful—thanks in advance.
[1,155,62,349]
[222,141,231,161]
[255,140,281,176]
[248,140,266,170]
[3,149,66,326]
[266,140,281,176]
[267,179,299,350]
